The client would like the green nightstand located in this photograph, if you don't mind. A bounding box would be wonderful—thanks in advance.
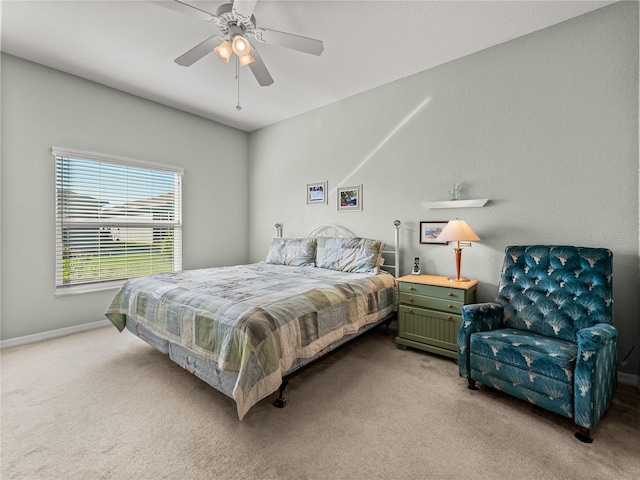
[395,274,478,359]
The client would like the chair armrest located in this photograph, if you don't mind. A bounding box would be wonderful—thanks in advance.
[574,323,618,431]
[457,303,503,379]
[577,323,618,351]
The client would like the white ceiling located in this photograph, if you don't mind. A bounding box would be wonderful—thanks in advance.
[1,0,615,132]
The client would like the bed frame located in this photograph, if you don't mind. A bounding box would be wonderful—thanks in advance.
[113,220,402,417]
[271,220,401,408]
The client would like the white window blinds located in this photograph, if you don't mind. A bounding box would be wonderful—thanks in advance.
[53,147,183,294]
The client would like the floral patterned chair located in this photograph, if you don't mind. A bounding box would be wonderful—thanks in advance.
[457,246,617,442]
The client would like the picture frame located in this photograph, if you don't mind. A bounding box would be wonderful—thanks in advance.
[337,185,362,212]
[420,221,449,244]
[306,181,328,206]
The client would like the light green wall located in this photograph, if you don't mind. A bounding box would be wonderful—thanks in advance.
[248,2,640,379]
[1,2,638,381]
[0,54,249,340]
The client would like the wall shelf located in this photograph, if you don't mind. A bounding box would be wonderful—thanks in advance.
[421,199,489,209]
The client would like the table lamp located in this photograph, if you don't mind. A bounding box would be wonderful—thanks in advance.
[437,219,480,282]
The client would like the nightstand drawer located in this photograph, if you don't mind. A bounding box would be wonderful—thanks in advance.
[399,282,465,302]
[398,292,464,314]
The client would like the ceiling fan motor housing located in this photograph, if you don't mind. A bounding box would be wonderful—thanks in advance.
[216,3,258,37]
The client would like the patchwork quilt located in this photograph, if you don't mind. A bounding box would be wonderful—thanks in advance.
[105,263,397,419]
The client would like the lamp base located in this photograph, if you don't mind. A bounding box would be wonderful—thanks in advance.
[448,276,472,283]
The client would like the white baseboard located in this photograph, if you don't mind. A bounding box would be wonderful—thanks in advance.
[0,320,112,350]
[618,371,640,389]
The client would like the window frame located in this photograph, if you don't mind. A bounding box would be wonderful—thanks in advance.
[53,147,183,295]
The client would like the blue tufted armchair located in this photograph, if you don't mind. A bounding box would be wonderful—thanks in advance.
[457,246,617,442]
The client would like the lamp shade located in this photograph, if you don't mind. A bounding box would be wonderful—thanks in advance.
[213,40,233,63]
[232,36,251,56]
[438,219,480,243]
[238,53,255,66]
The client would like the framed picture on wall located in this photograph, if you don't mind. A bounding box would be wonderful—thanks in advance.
[420,221,448,244]
[306,181,328,205]
[337,185,362,212]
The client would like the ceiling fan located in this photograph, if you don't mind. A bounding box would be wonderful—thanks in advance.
[151,0,325,87]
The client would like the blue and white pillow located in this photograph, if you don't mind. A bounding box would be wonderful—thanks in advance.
[264,237,317,267]
[316,237,384,273]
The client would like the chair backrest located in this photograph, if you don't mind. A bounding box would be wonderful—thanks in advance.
[497,246,613,343]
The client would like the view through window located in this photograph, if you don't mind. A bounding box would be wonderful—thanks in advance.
[53,148,183,294]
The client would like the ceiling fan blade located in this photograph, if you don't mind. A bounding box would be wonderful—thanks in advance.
[232,0,258,22]
[255,28,324,56]
[175,35,224,66]
[148,0,218,23]
[247,46,274,86]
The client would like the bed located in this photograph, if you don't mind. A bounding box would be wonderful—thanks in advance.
[105,221,401,419]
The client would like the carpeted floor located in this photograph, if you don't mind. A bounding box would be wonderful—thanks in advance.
[2,324,639,480]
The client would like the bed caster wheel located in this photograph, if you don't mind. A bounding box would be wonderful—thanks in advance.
[273,397,287,408]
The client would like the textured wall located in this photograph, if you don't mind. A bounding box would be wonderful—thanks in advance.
[248,3,639,380]
[0,54,249,339]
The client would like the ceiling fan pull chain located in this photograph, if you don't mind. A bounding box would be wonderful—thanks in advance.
[236,55,242,111]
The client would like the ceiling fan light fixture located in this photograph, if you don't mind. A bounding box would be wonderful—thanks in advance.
[213,40,233,63]
[232,35,251,56]
[238,53,255,66]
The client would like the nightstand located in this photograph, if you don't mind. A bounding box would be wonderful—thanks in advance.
[395,274,478,359]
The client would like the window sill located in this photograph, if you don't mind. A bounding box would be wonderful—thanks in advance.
[55,279,126,296]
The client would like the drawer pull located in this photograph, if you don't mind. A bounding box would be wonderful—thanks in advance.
[447,304,453,309]
[407,308,413,313]
[408,297,414,302]
[448,292,454,297]
[447,315,452,320]
[409,286,415,291]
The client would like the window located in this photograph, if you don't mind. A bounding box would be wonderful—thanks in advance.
[54,147,183,294]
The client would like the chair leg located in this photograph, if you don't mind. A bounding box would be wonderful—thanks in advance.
[574,426,593,443]
[467,379,479,391]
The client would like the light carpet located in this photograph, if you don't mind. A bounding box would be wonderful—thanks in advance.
[1,325,639,480]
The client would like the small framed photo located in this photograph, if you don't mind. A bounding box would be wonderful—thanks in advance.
[420,221,449,244]
[306,181,327,206]
[337,185,362,212]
